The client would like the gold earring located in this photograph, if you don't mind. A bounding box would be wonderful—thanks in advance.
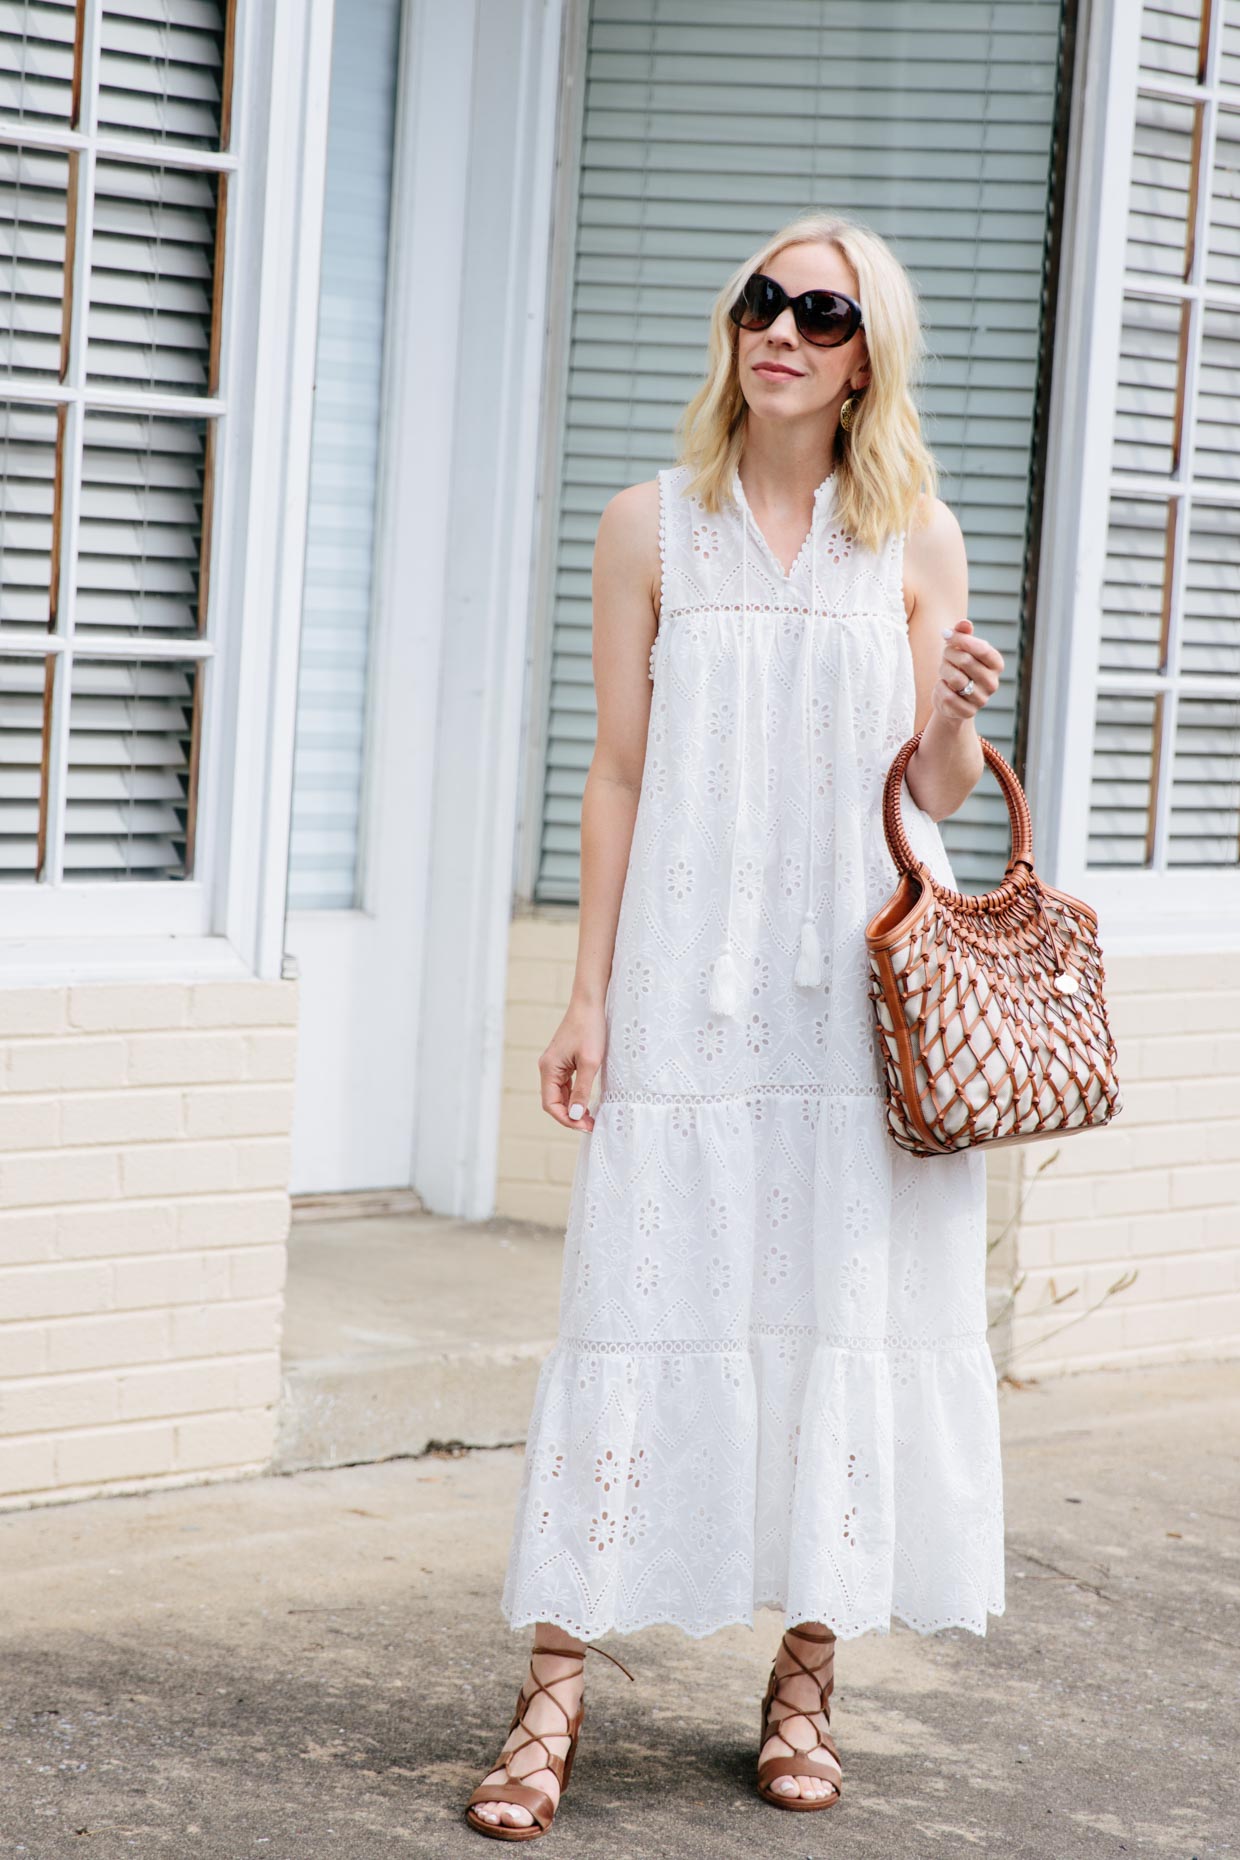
[839,394,860,432]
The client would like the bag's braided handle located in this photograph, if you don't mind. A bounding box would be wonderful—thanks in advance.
[879,731,1079,985]
[881,732,1034,882]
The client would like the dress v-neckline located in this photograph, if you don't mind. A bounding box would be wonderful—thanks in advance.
[732,465,836,583]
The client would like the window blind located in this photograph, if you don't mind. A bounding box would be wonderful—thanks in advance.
[98,0,230,148]
[1087,0,1240,871]
[0,649,49,876]
[0,0,78,126]
[76,410,208,635]
[536,0,1068,902]
[87,156,220,397]
[0,398,59,633]
[65,655,197,876]
[0,138,70,380]
[286,0,401,913]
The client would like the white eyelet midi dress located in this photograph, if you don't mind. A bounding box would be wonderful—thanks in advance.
[500,460,1006,1643]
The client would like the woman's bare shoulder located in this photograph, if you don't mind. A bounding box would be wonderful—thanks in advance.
[596,478,662,618]
[902,492,967,617]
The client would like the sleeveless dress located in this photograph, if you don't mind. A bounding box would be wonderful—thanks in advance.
[500,461,1006,1643]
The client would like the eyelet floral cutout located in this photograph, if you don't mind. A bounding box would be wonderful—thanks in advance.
[500,461,1004,1646]
[744,1012,771,1057]
[665,854,694,904]
[822,524,853,566]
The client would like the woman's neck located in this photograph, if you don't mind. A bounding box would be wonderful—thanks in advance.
[737,422,836,510]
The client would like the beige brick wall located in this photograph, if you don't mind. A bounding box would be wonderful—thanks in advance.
[1002,950,1240,1378]
[496,914,1240,1378]
[0,979,298,1510]
[495,908,590,1226]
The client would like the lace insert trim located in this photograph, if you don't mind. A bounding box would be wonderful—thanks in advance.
[599,1083,883,1106]
[650,468,669,680]
[555,1325,992,1355]
[658,600,905,623]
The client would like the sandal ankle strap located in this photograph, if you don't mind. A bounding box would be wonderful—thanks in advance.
[530,1640,636,1683]
[771,1627,835,1702]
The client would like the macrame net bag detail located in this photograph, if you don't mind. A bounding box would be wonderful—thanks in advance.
[864,733,1124,1159]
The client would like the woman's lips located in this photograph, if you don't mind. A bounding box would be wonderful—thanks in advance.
[754,363,803,379]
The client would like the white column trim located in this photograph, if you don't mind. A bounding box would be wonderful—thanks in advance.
[1027,0,1141,887]
[413,0,568,1217]
[516,0,588,906]
[217,0,338,978]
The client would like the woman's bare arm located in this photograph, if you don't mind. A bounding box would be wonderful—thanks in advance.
[538,477,660,1130]
[569,477,661,1006]
[901,496,1001,821]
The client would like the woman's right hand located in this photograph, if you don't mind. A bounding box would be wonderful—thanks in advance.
[539,999,607,1133]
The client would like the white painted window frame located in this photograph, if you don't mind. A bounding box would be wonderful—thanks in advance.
[0,0,336,980]
[1027,0,1240,954]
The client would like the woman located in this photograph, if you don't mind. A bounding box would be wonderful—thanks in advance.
[466,210,1006,1839]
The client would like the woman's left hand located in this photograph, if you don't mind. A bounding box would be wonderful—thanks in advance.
[934,618,1003,722]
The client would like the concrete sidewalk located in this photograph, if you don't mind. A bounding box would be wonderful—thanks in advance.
[2,1358,1236,1859]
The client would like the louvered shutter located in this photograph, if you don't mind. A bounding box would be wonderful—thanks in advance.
[535,0,1068,902]
[286,0,402,912]
[0,0,230,892]
[1087,0,1240,871]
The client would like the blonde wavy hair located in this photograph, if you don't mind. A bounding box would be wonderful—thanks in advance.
[675,211,938,554]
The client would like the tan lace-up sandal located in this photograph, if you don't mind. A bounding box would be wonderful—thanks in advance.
[465,1640,635,1840]
[756,1624,843,1811]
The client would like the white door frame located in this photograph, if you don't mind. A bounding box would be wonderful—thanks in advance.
[286,0,480,1194]
[288,0,568,1206]
[410,0,569,1217]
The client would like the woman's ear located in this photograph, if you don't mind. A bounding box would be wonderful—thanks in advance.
[852,348,872,392]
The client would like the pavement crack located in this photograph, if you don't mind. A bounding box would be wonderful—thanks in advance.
[1013,1547,1240,1652]
[1015,1548,1117,1602]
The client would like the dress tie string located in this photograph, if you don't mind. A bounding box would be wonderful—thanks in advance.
[794,515,823,988]
[707,472,827,1019]
[706,500,749,1017]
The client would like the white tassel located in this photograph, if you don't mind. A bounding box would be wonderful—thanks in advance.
[794,914,822,987]
[708,947,742,1016]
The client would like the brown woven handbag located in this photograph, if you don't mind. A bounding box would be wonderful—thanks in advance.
[864,732,1123,1158]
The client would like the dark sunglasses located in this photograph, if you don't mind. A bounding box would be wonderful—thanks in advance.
[728,271,864,348]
